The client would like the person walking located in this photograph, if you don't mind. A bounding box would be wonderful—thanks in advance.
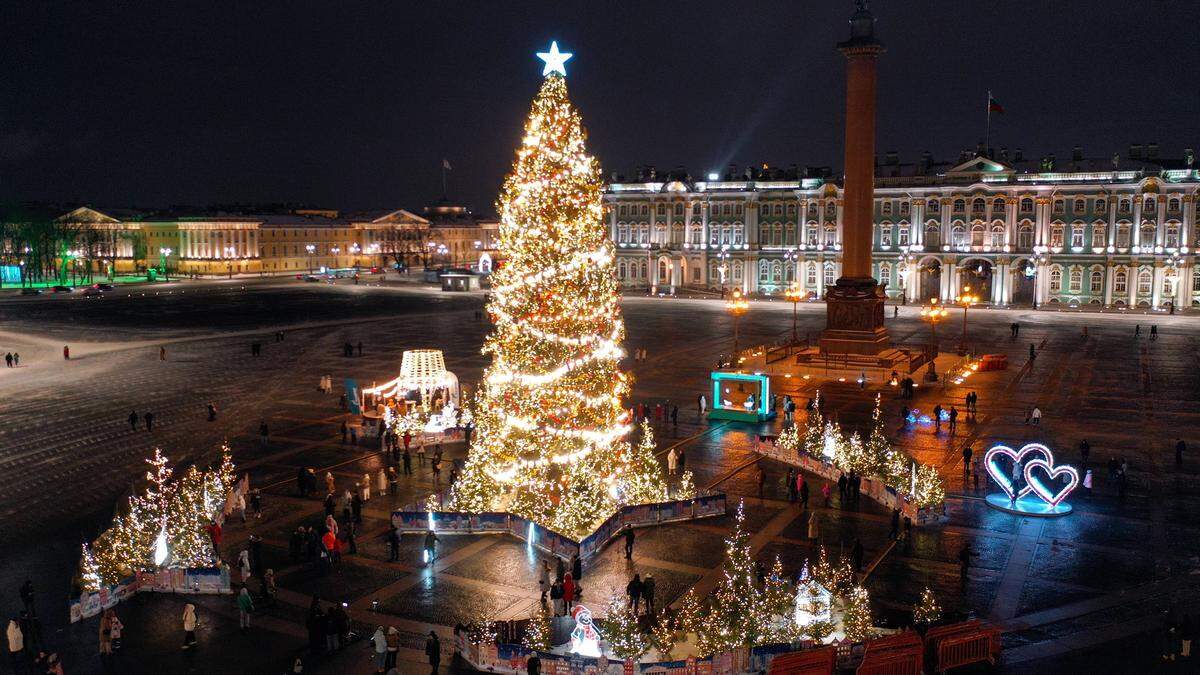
[550,580,564,617]
[206,402,217,421]
[237,587,254,629]
[238,549,252,584]
[948,406,958,433]
[182,603,198,649]
[10,353,16,367]
[160,346,166,361]
[385,626,400,670]
[1150,325,1158,341]
[821,482,831,507]
[933,404,943,433]
[1029,343,1036,361]
[3,353,10,368]
[425,631,441,675]
[128,411,138,431]
[699,394,707,417]
[1177,439,1187,466]
[799,476,809,509]
[233,490,246,523]
[623,525,635,559]
[1080,439,1090,465]
[667,448,678,475]
[325,471,336,494]
[571,552,582,583]
[807,511,820,541]
[837,473,847,501]
[340,421,348,445]
[756,467,766,499]
[786,468,796,503]
[144,411,154,432]
[889,508,900,540]
[1135,324,1141,337]
[962,445,973,474]
[371,626,388,674]
[642,573,656,614]
[63,345,70,360]
[376,468,387,497]
[1031,406,1042,425]
[387,525,401,562]
[6,617,22,668]
[402,448,412,475]
[538,559,550,601]
[99,609,115,661]
[626,573,643,614]
[259,421,269,449]
[250,490,262,519]
[563,573,576,613]
[423,529,438,564]
[958,544,973,582]
[1083,468,1093,498]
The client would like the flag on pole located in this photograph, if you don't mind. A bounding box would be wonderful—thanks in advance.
[987,93,1004,114]
[442,158,452,171]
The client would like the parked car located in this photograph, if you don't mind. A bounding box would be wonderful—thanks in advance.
[51,285,74,293]
[19,288,42,295]
[303,275,321,282]
[95,283,114,291]
[82,286,104,296]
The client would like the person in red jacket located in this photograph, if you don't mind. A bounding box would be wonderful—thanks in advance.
[563,572,576,613]
[205,521,222,561]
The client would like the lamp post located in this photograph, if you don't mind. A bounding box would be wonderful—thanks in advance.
[331,246,341,271]
[953,285,980,354]
[726,289,749,365]
[919,299,949,381]
[305,244,316,274]
[159,247,172,282]
[716,245,731,298]
[350,243,361,269]
[224,246,236,279]
[784,283,803,344]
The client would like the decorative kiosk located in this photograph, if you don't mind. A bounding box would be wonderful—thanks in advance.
[707,371,776,423]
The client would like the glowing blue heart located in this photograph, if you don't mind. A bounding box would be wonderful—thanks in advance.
[983,443,1051,501]
[1023,458,1079,508]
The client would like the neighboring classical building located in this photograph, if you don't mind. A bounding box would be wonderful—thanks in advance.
[422,201,500,270]
[606,147,1200,309]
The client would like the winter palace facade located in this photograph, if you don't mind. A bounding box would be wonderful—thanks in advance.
[604,152,1200,310]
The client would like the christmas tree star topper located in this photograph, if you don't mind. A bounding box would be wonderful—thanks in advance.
[537,41,572,76]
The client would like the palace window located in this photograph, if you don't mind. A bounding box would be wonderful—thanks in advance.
[674,203,683,216]
[760,204,771,217]
[953,199,966,213]
[899,202,910,216]
[970,223,985,247]
[807,203,818,217]
[1020,198,1034,212]
[641,204,649,216]
[774,224,784,246]
[735,204,743,215]
[1116,223,1131,248]
[898,225,910,246]
[656,204,666,216]
[787,203,796,216]
[823,226,837,246]
[928,199,940,213]
[881,201,893,216]
[1140,224,1156,248]
[1073,199,1086,213]
[826,203,836,217]
[880,224,893,247]
[1144,197,1156,212]
[971,198,986,215]
[732,224,745,245]
[1114,270,1127,293]
[1018,223,1033,249]
[1049,267,1062,292]
[785,225,796,246]
[1168,197,1181,212]
[759,259,771,283]
[806,264,818,286]
[1071,225,1084,248]
[1137,270,1152,295]
[878,262,891,285]
[1096,199,1107,213]
[952,224,967,247]
[693,203,702,215]
[925,223,941,247]
[617,224,629,243]
[823,263,836,286]
[1119,199,1131,213]
[1166,223,1180,248]
[690,227,701,245]
[807,226,818,245]
[993,197,1005,212]
[1163,273,1176,298]
[1053,200,1065,214]
[1069,269,1082,292]
[733,260,744,281]
[1050,224,1064,247]
[1193,268,1200,293]
[1090,270,1103,294]
[990,224,1005,248]
[775,204,784,216]
[1092,226,1106,250]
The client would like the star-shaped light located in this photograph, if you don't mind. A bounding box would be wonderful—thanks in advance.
[536,41,572,77]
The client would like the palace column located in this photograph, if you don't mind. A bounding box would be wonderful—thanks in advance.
[820,2,889,355]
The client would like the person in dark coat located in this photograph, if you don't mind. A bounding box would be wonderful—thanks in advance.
[324,492,336,517]
[626,574,643,614]
[623,525,635,559]
[388,526,401,562]
[571,553,582,582]
[641,574,656,614]
[425,631,440,674]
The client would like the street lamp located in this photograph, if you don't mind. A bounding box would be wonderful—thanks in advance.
[784,283,803,344]
[919,299,949,381]
[331,246,341,270]
[159,247,172,282]
[350,243,361,269]
[726,289,750,365]
[953,285,980,354]
[305,244,316,274]
[224,246,236,279]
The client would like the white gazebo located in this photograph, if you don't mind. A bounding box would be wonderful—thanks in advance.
[364,349,460,409]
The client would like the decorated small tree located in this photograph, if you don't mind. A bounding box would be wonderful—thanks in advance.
[803,391,825,455]
[913,586,942,629]
[675,588,704,638]
[523,606,553,652]
[649,612,677,660]
[810,545,855,597]
[79,542,102,593]
[675,469,697,500]
[621,421,670,505]
[605,594,648,662]
[841,586,874,642]
[911,464,946,509]
[697,502,771,653]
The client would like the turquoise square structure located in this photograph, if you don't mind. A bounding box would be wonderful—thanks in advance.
[708,371,775,423]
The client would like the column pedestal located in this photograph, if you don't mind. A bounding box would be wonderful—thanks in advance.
[820,276,890,355]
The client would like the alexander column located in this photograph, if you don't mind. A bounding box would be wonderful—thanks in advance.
[820,1,890,355]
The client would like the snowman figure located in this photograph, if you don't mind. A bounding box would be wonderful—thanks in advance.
[568,605,603,657]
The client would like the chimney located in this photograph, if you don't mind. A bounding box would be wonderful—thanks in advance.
[976,141,986,157]
[1014,148,1024,162]
[1129,143,1143,160]
[1185,149,1195,168]
[999,146,1009,162]
[885,150,899,165]
[1147,143,1159,160]
[918,151,932,174]
[1072,145,1083,162]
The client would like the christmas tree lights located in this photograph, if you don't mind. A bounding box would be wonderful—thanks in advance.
[452,52,666,537]
[913,586,942,627]
[841,586,874,642]
[523,606,553,652]
[697,502,774,653]
[605,594,648,661]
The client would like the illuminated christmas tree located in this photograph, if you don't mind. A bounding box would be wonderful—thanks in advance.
[841,586,874,642]
[80,542,102,592]
[649,612,677,660]
[913,586,942,628]
[803,390,825,454]
[453,46,665,536]
[697,502,772,652]
[523,606,553,652]
[605,594,648,662]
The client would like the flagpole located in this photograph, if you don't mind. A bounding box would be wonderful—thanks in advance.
[441,163,448,199]
[984,90,992,156]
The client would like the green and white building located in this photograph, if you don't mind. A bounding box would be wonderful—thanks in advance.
[605,148,1200,309]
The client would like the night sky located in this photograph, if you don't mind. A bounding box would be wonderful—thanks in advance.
[3,1,1198,216]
